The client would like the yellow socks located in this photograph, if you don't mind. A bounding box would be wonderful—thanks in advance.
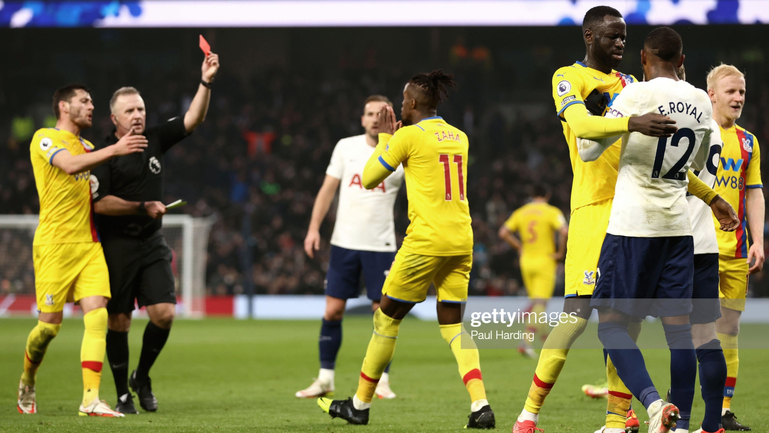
[440,323,487,405]
[81,308,107,406]
[605,321,640,429]
[21,321,61,386]
[524,316,588,413]
[356,309,401,405]
[718,332,738,411]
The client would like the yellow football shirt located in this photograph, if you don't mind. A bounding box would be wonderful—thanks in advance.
[552,62,636,211]
[504,202,566,257]
[377,117,472,256]
[30,128,99,245]
[712,124,762,258]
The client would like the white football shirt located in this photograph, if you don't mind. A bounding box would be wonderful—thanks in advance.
[326,134,404,252]
[687,119,723,255]
[578,77,713,237]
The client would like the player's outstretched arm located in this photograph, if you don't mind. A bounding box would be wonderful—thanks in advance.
[51,131,147,175]
[304,175,341,258]
[94,197,166,219]
[746,188,765,273]
[564,93,676,140]
[686,171,719,205]
[183,52,220,133]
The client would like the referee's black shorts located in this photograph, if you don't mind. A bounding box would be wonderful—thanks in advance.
[101,230,177,315]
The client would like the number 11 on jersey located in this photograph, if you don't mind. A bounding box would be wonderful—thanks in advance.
[439,154,465,201]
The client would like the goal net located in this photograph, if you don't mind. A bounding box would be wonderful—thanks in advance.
[0,215,213,318]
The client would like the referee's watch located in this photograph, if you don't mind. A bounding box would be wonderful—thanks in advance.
[138,201,147,215]
[200,79,213,89]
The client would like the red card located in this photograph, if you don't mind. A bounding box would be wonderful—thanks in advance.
[199,35,211,56]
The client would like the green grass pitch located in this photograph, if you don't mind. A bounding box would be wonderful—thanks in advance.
[1,316,768,432]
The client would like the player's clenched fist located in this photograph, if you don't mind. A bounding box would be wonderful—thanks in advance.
[628,112,677,137]
[112,128,148,156]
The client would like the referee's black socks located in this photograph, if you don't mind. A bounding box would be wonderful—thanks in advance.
[106,330,131,398]
[136,321,171,382]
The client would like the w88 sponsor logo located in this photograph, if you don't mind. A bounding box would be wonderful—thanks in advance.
[715,175,745,190]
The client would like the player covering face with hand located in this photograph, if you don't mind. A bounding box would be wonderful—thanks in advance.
[318,70,495,429]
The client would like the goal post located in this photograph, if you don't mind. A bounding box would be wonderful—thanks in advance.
[0,214,213,318]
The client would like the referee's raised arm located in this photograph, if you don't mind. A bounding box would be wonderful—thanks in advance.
[183,52,220,133]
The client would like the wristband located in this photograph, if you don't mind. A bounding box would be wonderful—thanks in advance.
[200,80,213,89]
[138,201,147,214]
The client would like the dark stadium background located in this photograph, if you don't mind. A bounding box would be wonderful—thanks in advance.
[2,25,768,300]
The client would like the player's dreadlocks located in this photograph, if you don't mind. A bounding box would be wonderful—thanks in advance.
[409,70,455,109]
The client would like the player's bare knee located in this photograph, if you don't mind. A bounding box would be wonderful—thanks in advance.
[716,309,741,335]
[38,311,64,325]
[324,304,345,321]
[371,301,380,312]
[108,313,132,332]
[149,305,175,329]
[563,297,592,319]
[692,322,717,348]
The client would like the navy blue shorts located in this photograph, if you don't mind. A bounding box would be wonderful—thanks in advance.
[325,246,396,301]
[690,253,722,324]
[591,234,694,319]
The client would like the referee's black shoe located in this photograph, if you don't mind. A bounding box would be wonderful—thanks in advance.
[115,393,139,414]
[466,404,496,429]
[129,370,158,412]
[318,397,369,425]
[722,410,751,431]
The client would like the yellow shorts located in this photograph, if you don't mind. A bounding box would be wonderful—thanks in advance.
[718,255,749,311]
[564,198,612,297]
[33,242,111,313]
[520,255,557,300]
[382,250,472,303]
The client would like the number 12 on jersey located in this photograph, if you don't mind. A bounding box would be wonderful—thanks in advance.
[652,128,696,181]
[439,154,465,201]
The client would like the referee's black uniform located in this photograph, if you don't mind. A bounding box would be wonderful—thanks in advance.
[92,116,189,313]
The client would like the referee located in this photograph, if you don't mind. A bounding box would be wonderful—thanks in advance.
[91,52,220,414]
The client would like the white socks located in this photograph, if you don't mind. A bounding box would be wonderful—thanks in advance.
[471,399,489,413]
[380,372,390,383]
[318,368,335,384]
[352,395,371,410]
[518,408,539,424]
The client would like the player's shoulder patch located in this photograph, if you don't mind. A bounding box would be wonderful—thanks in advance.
[31,128,59,151]
[556,80,572,97]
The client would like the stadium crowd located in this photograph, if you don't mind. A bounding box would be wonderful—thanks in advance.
[1,27,768,299]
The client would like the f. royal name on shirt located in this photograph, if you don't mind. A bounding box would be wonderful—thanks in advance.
[656,101,705,123]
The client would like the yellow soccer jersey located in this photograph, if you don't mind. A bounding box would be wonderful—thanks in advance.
[552,62,636,211]
[30,128,99,245]
[504,202,566,257]
[378,117,472,256]
[712,124,762,258]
